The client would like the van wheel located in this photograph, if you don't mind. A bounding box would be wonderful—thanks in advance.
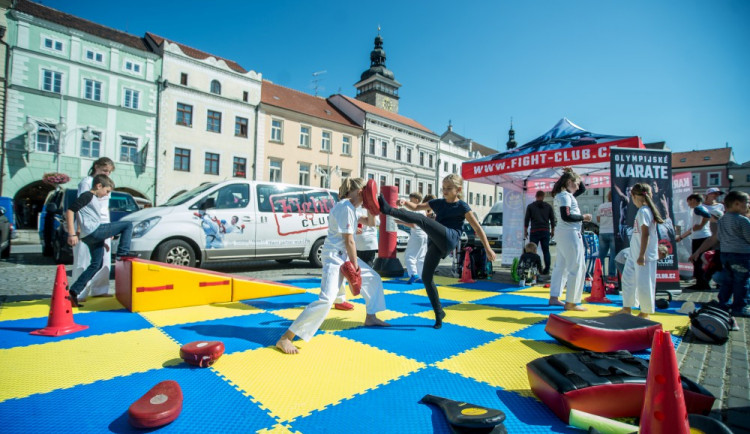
[1,239,10,259]
[309,238,325,268]
[156,240,196,267]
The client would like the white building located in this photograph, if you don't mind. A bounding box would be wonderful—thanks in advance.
[144,33,262,204]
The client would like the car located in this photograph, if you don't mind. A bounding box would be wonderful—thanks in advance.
[39,188,140,264]
[0,204,11,259]
[0,197,17,240]
[396,224,410,251]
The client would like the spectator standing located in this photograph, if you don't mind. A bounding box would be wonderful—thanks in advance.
[524,190,556,275]
[596,191,616,280]
[716,191,750,317]
[677,194,712,290]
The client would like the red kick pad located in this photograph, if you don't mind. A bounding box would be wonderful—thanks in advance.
[180,340,225,367]
[128,380,183,428]
[362,179,380,215]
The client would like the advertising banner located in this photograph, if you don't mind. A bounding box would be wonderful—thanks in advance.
[501,183,526,266]
[611,148,679,290]
[671,172,694,278]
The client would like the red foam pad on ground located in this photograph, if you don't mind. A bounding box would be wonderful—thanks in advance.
[128,380,183,429]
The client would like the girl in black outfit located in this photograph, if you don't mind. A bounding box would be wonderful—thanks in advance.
[378,174,495,328]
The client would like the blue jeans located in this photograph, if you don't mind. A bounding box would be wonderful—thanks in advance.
[70,221,133,294]
[718,252,750,314]
[529,231,551,273]
[598,233,616,277]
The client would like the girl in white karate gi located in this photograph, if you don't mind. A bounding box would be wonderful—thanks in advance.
[402,192,428,283]
[549,168,591,311]
[276,178,390,354]
[611,183,663,319]
[72,157,115,301]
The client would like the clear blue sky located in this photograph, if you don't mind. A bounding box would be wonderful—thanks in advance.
[43,0,750,163]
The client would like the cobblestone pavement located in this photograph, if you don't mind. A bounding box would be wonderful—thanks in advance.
[1,239,748,432]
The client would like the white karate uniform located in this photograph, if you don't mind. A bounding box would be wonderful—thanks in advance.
[289,199,386,341]
[404,211,428,277]
[336,207,378,304]
[550,191,585,303]
[72,176,111,300]
[621,206,658,313]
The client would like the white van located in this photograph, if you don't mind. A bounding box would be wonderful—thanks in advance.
[481,202,502,252]
[119,180,338,268]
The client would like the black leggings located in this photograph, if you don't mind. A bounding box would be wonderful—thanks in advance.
[387,207,453,315]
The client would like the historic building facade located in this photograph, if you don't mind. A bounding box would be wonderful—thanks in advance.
[144,33,261,203]
[260,80,362,192]
[2,0,160,226]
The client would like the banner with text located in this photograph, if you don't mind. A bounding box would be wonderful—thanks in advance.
[671,172,694,278]
[611,148,679,290]
[501,183,526,266]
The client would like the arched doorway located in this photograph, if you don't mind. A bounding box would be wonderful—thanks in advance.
[14,181,55,229]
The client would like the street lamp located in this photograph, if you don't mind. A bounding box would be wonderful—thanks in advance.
[23,116,94,172]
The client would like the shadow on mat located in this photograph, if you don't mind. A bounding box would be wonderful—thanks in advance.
[180,324,287,347]
[494,389,571,432]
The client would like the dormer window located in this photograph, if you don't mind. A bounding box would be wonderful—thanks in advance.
[210,80,221,95]
[680,158,687,162]
[703,156,711,161]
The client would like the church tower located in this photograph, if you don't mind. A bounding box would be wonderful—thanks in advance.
[506,119,518,150]
[354,30,401,113]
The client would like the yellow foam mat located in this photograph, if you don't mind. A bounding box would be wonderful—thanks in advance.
[509,285,551,299]
[0,296,124,321]
[432,275,460,286]
[437,336,572,395]
[273,306,405,333]
[0,328,179,402]
[140,301,264,327]
[405,285,498,303]
[416,304,547,335]
[257,424,299,434]
[215,334,424,421]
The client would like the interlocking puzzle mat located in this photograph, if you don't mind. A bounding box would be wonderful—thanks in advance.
[0,277,691,433]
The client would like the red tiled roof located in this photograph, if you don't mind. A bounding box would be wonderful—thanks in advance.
[672,147,734,168]
[340,95,434,135]
[15,0,151,52]
[261,81,361,129]
[146,32,247,74]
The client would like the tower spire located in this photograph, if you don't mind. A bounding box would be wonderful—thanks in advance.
[506,118,518,150]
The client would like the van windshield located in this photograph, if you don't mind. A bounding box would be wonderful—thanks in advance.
[482,213,503,226]
[162,183,217,206]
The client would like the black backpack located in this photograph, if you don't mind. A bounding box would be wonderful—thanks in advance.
[470,246,488,279]
[689,302,735,344]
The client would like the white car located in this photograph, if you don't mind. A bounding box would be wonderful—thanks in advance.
[397,225,409,251]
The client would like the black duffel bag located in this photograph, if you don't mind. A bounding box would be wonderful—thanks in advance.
[689,303,735,344]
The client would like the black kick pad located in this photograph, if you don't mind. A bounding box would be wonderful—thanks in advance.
[421,394,506,429]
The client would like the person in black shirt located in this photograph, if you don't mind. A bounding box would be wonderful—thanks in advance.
[524,190,556,275]
[379,174,495,328]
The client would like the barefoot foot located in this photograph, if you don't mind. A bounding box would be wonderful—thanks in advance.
[364,314,391,327]
[609,308,632,316]
[564,303,587,311]
[548,298,565,306]
[433,310,446,329]
[637,312,651,319]
[275,337,299,354]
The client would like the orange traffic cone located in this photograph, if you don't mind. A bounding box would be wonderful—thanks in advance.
[31,264,88,337]
[459,247,475,283]
[639,330,690,434]
[585,258,612,303]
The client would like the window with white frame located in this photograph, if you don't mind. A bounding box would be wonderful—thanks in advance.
[120,136,139,163]
[319,167,331,188]
[271,119,283,142]
[210,80,221,95]
[299,126,311,148]
[84,79,102,101]
[124,60,141,74]
[36,128,57,153]
[405,179,411,194]
[299,163,310,186]
[692,173,700,187]
[489,197,493,207]
[406,148,412,163]
[444,161,448,172]
[233,157,247,177]
[369,138,376,155]
[483,195,487,206]
[205,152,220,175]
[429,155,434,168]
[42,69,62,93]
[80,131,101,158]
[235,117,248,138]
[174,148,190,172]
[381,141,387,157]
[418,182,424,194]
[341,170,351,179]
[85,49,103,63]
[469,192,474,205]
[367,173,375,180]
[708,172,721,186]
[428,184,433,195]
[380,175,387,187]
[394,178,400,192]
[420,152,425,166]
[396,145,401,160]
[321,131,331,152]
[452,163,457,174]
[269,160,282,182]
[342,136,351,155]
[176,103,193,127]
[42,37,63,52]
[123,88,140,109]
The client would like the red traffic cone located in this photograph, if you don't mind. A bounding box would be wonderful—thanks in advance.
[639,330,690,434]
[459,246,475,283]
[31,264,88,337]
[585,258,612,303]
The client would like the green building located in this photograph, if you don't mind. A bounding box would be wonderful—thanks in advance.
[1,0,160,228]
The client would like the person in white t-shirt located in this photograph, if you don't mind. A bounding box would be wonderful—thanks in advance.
[549,168,591,311]
[611,183,664,319]
[596,191,616,280]
[677,193,712,289]
[276,178,390,354]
